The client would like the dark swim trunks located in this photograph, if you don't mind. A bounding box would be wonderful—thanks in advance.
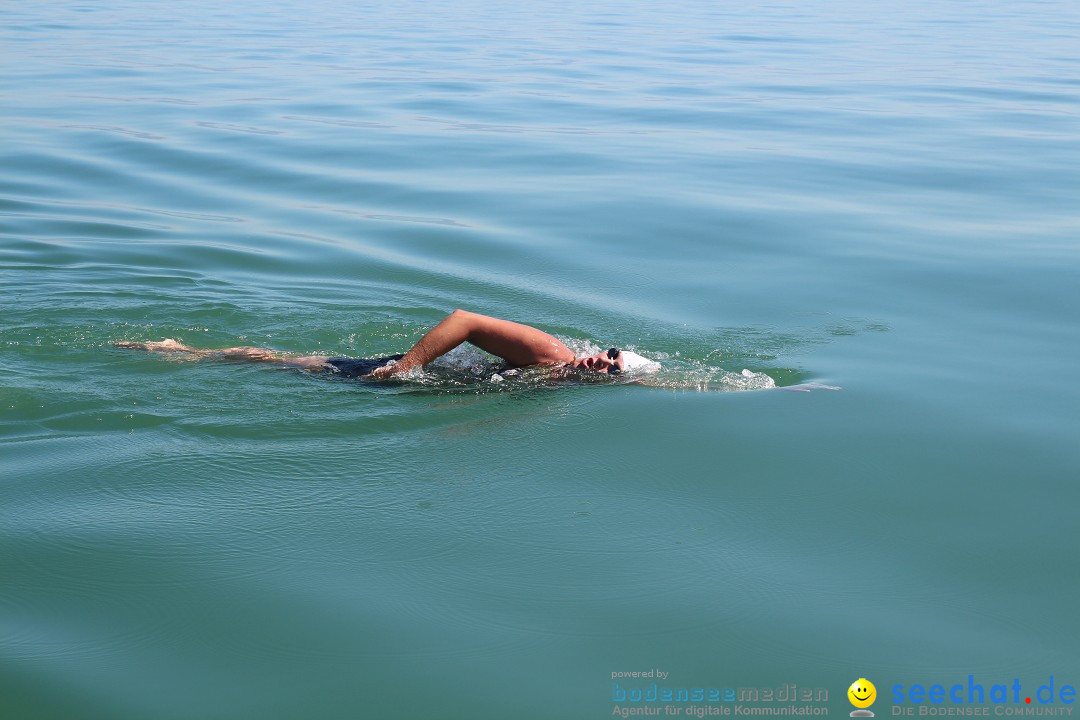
[325,355,404,378]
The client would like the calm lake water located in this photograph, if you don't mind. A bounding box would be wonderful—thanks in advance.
[2,1,1078,718]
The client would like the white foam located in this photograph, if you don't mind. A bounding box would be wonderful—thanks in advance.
[724,369,776,390]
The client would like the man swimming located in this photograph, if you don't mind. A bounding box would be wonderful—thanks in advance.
[116,309,656,378]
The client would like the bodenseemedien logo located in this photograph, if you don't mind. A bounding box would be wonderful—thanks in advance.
[849,678,877,717]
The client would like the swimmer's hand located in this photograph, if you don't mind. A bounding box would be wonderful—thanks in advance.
[363,362,402,380]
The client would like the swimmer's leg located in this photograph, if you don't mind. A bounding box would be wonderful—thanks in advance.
[114,338,197,353]
[114,339,332,370]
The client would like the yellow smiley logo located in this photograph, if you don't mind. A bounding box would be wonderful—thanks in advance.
[848,678,877,709]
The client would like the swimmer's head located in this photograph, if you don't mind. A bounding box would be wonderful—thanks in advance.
[572,347,658,374]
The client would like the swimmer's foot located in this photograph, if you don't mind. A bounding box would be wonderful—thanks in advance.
[114,338,196,353]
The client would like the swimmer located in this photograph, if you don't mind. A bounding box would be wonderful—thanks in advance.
[115,309,656,379]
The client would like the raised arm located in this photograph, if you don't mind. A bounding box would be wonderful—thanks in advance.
[367,309,576,378]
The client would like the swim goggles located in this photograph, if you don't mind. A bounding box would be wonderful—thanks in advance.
[607,347,622,375]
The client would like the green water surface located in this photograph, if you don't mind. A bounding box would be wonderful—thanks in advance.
[2,1,1078,718]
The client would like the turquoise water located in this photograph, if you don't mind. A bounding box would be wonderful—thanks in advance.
[2,1,1079,717]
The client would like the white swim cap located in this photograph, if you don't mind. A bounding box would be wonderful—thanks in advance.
[620,350,660,373]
